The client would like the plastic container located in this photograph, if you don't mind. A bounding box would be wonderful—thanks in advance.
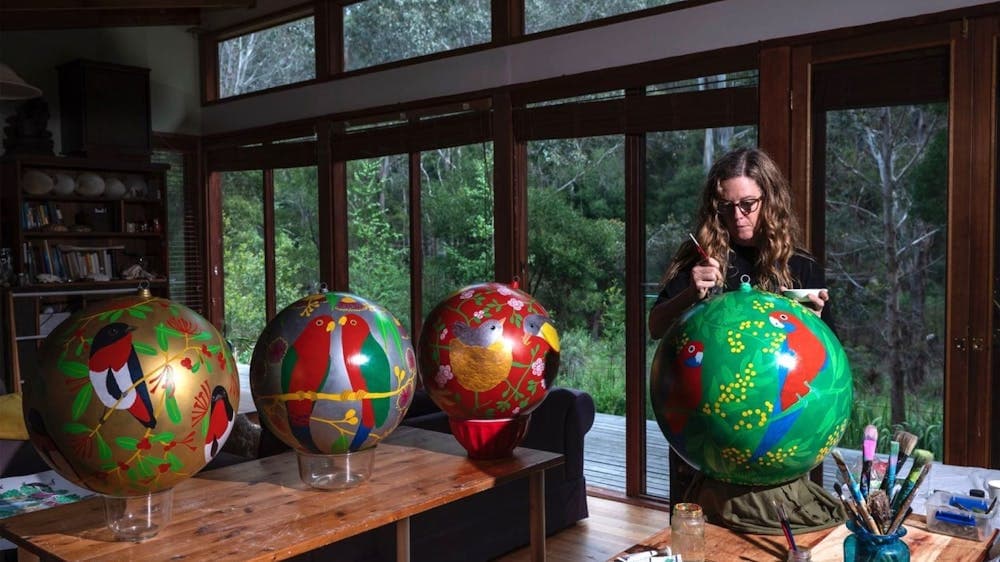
[925,491,994,541]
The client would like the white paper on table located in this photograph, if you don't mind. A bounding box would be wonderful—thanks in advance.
[0,470,93,551]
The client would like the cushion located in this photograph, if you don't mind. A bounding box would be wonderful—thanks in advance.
[0,393,28,440]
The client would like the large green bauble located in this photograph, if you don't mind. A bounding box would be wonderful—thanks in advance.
[650,283,852,486]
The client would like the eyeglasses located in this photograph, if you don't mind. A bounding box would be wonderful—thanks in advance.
[716,197,762,216]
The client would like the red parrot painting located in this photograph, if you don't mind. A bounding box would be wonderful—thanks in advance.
[203,385,235,463]
[282,315,334,453]
[664,341,704,435]
[89,322,156,429]
[752,311,828,460]
[337,313,392,451]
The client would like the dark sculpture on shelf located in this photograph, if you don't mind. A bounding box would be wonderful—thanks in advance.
[3,98,55,156]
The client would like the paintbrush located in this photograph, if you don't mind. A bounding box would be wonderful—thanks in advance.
[861,424,877,498]
[831,450,879,533]
[880,430,917,494]
[884,440,899,497]
[886,461,932,535]
[867,489,892,535]
[835,482,864,528]
[893,430,918,472]
[688,233,721,296]
[771,499,798,553]
[688,232,710,262]
[890,449,933,513]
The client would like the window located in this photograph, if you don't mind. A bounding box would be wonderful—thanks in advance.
[528,135,626,486]
[643,126,757,498]
[811,50,950,461]
[343,0,491,71]
[153,147,204,314]
[347,155,412,329]
[221,170,265,362]
[420,143,495,313]
[525,0,685,34]
[274,167,320,311]
[218,16,315,98]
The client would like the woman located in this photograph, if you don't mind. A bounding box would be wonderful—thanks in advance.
[648,147,830,340]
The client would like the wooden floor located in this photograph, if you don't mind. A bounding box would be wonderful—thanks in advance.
[494,495,666,562]
[581,412,849,498]
[498,414,864,561]
[583,413,670,496]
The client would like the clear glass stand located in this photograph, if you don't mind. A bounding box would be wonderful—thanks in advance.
[102,488,174,541]
[297,447,376,490]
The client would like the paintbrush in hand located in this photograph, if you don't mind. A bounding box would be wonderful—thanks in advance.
[890,449,933,513]
[861,424,877,498]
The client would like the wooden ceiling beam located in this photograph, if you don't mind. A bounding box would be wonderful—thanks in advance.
[0,1,253,10]
[0,8,203,29]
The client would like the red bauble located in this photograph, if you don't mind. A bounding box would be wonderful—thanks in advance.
[418,282,560,457]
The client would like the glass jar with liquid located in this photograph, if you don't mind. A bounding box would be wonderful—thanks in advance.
[671,503,705,562]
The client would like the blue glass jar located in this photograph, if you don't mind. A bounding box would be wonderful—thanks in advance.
[842,519,910,562]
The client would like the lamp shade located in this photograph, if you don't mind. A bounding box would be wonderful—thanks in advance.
[0,63,42,100]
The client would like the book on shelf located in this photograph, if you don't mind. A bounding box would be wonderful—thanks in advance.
[20,242,125,282]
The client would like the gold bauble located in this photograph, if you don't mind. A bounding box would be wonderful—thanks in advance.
[23,290,239,496]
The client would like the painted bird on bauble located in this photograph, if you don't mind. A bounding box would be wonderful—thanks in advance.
[663,341,704,436]
[203,385,235,463]
[751,311,828,460]
[89,322,156,429]
[282,315,334,453]
[522,313,561,387]
[337,313,392,451]
[449,318,511,392]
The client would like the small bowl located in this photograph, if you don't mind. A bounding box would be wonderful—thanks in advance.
[782,288,824,302]
[449,417,531,459]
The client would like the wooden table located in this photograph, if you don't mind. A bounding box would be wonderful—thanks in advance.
[0,426,563,562]
[612,515,998,561]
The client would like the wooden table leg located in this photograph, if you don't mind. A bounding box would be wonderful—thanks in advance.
[396,516,410,562]
[529,470,546,562]
[17,547,40,562]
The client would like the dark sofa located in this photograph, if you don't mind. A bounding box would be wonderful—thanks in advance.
[1,386,595,562]
[398,386,595,561]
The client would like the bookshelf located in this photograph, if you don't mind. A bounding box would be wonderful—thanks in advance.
[1,155,168,289]
[0,155,169,393]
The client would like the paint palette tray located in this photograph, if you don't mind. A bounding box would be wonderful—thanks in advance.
[925,491,994,541]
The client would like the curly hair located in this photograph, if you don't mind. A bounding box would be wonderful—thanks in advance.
[661,148,804,293]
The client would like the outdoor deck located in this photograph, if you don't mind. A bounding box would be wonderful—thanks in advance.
[583,412,851,498]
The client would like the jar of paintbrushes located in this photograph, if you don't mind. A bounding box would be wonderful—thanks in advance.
[832,427,932,562]
[842,519,909,562]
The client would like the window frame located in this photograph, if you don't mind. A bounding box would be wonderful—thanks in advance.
[200,9,1000,510]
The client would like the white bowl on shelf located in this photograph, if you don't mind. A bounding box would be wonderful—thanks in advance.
[22,169,53,195]
[104,176,126,198]
[76,172,105,197]
[51,172,76,195]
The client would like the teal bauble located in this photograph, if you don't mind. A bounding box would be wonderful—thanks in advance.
[650,283,853,486]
